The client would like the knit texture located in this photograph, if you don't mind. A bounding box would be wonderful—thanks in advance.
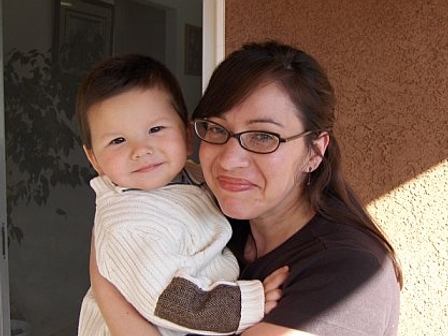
[78,170,264,336]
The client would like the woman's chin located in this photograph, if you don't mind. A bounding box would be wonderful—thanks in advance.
[218,198,255,220]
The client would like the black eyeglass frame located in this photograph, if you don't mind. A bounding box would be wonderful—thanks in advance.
[192,119,314,154]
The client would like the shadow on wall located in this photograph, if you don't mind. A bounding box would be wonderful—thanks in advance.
[335,66,448,204]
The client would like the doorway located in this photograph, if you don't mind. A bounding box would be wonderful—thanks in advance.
[1,0,203,335]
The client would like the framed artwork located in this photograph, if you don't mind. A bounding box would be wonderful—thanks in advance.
[53,0,114,70]
[184,24,202,76]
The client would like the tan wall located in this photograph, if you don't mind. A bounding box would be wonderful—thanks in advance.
[225,1,448,335]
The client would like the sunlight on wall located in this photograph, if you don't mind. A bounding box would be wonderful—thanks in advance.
[367,159,448,336]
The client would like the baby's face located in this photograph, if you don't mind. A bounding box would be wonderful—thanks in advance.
[84,87,191,190]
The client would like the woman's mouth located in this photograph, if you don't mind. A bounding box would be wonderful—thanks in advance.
[217,176,256,192]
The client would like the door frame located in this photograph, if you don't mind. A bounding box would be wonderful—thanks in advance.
[0,0,12,333]
[202,0,225,91]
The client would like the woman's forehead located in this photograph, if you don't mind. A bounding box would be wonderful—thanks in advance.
[225,82,299,117]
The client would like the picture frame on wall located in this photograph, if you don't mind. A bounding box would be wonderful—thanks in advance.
[184,24,202,76]
[53,0,114,70]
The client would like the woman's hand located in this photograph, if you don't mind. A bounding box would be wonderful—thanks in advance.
[90,236,162,336]
[262,265,289,314]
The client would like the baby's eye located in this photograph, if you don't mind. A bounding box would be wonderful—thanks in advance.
[110,137,125,145]
[149,126,165,134]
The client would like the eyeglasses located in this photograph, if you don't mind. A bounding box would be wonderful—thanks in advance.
[193,119,313,154]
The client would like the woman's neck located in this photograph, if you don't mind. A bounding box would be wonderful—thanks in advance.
[244,200,315,261]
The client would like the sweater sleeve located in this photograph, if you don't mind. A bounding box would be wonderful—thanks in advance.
[91,177,264,335]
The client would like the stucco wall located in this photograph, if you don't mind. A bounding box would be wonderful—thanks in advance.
[225,0,448,335]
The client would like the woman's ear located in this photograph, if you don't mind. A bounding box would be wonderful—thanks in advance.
[83,145,102,175]
[310,131,330,171]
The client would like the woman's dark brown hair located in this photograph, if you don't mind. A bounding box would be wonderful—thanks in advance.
[193,40,403,288]
[77,54,188,149]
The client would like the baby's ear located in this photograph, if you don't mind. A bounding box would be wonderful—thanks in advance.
[83,145,103,175]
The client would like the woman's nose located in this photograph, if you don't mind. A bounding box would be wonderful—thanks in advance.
[217,137,250,169]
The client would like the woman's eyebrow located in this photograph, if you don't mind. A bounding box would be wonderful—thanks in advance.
[246,118,283,127]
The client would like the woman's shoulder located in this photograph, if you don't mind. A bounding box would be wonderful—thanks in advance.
[306,214,387,260]
[264,215,400,335]
[265,214,395,283]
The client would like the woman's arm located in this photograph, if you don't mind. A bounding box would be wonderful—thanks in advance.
[90,238,162,336]
[241,323,318,336]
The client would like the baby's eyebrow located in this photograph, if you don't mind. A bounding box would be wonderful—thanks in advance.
[101,131,123,139]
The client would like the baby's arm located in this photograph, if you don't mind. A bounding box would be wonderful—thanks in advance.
[91,239,288,336]
[97,225,264,334]
[92,180,264,334]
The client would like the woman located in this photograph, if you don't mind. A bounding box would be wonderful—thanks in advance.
[89,41,402,336]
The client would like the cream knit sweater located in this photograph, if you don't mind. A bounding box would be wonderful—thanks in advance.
[78,173,264,336]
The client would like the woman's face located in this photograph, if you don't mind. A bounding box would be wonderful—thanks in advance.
[199,82,312,222]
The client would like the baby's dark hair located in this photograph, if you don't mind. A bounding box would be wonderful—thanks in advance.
[77,54,188,149]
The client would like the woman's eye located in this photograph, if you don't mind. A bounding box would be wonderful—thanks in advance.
[149,126,164,134]
[208,125,226,135]
[252,133,276,143]
[110,137,125,145]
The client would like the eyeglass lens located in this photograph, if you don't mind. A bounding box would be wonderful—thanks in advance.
[194,120,281,154]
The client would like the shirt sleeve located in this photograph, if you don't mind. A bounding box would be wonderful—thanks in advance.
[263,248,400,336]
[93,178,264,335]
